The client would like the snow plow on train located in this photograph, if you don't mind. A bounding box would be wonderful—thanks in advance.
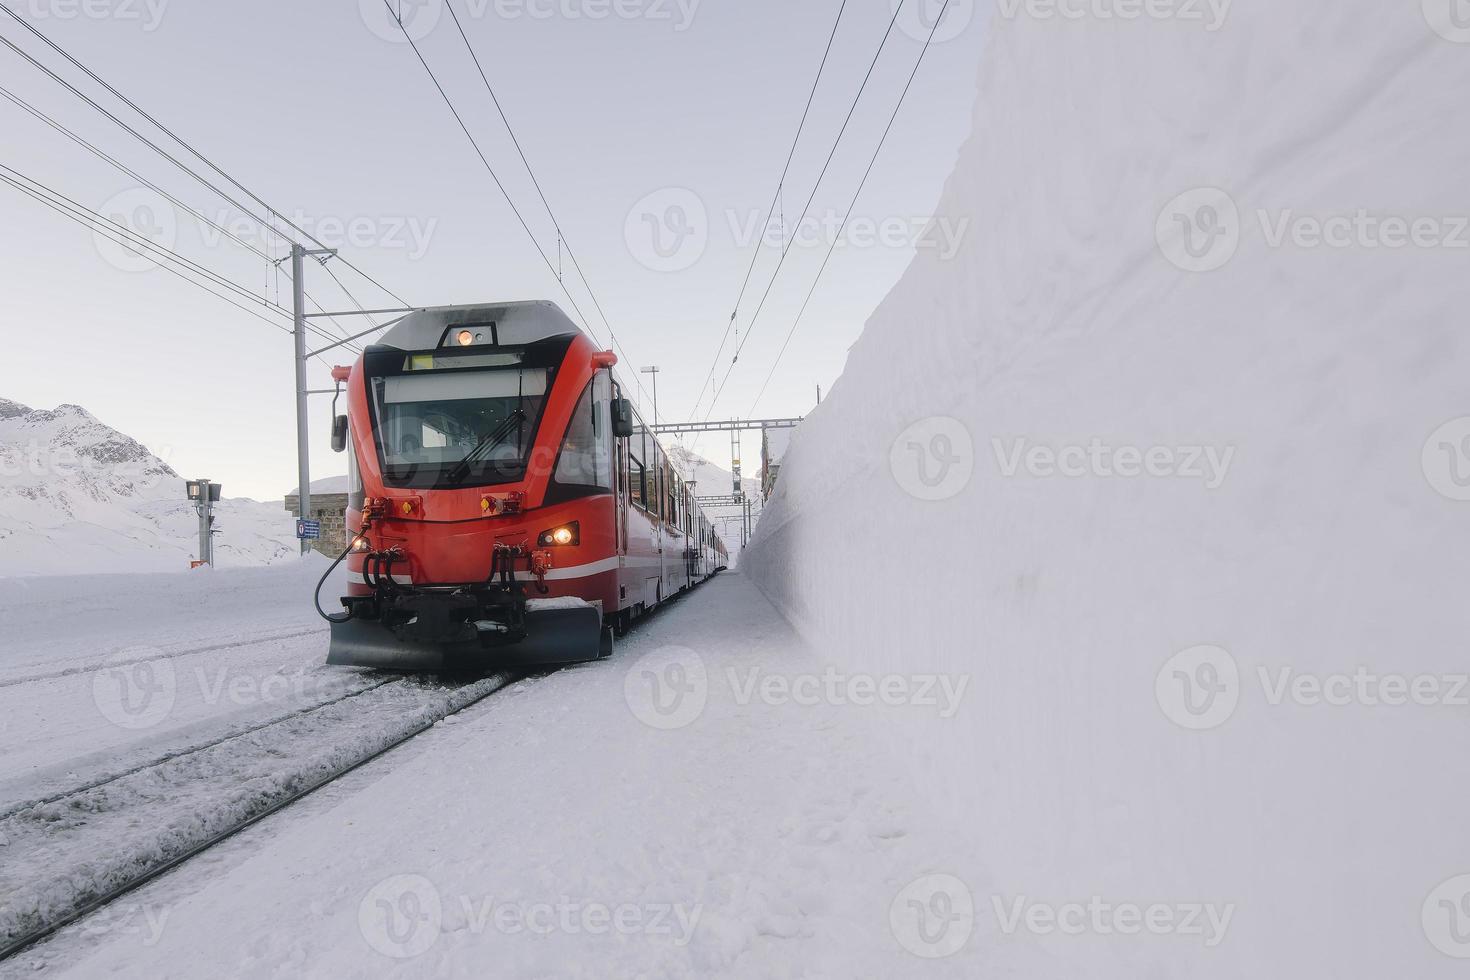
[313,300,728,672]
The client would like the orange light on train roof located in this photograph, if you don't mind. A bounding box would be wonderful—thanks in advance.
[591,351,618,369]
[331,365,352,382]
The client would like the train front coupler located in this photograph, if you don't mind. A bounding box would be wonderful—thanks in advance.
[327,542,608,671]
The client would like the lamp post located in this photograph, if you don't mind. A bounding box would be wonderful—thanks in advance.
[640,365,660,429]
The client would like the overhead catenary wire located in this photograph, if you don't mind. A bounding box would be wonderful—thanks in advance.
[380,7,592,326]
[441,0,652,405]
[0,84,365,352]
[747,0,954,417]
[0,165,362,355]
[688,0,852,423]
[0,58,371,353]
[385,0,651,408]
[3,174,295,335]
[0,31,299,249]
[0,1,409,310]
[698,0,910,428]
[0,6,407,347]
[1,164,291,318]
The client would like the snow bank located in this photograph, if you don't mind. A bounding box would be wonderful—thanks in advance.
[746,4,1470,976]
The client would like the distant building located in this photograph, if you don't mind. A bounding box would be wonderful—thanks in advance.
[284,475,351,557]
[761,427,794,500]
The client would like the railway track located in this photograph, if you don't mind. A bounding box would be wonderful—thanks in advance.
[0,673,401,822]
[0,669,521,964]
[0,626,326,691]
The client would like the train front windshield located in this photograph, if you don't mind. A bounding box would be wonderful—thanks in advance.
[368,356,552,489]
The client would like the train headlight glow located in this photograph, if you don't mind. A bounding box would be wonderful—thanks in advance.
[352,537,371,553]
[537,522,580,547]
[456,329,475,346]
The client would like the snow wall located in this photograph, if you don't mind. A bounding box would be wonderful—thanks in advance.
[745,2,1470,976]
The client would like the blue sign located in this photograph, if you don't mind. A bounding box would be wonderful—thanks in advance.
[296,519,322,541]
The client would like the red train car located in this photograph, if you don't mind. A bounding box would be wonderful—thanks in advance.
[317,301,727,671]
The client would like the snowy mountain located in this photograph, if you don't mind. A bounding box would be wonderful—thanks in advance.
[289,474,351,496]
[667,443,759,551]
[667,443,758,499]
[0,399,298,576]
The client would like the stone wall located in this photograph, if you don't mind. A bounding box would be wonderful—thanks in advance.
[283,492,349,557]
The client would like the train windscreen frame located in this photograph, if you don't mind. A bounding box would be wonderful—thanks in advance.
[361,336,573,491]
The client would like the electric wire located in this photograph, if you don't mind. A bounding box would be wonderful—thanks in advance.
[3,175,294,334]
[698,0,909,427]
[1,80,373,348]
[0,82,368,348]
[747,0,954,417]
[688,0,851,423]
[0,81,363,349]
[0,10,405,344]
[381,6,597,332]
[0,1,409,309]
[1,166,360,354]
[385,0,651,406]
[441,0,652,406]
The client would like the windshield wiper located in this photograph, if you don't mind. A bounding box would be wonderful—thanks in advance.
[445,408,527,484]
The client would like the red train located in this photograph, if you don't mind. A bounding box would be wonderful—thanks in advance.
[318,301,727,670]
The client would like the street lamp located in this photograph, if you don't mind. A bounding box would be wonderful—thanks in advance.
[640,365,660,428]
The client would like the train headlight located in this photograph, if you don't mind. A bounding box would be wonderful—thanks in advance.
[351,536,372,553]
[537,521,580,547]
[456,329,475,347]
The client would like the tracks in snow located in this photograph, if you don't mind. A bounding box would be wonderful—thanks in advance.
[0,674,402,822]
[0,627,326,690]
[0,669,522,963]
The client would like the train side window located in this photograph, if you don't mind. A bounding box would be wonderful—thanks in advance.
[630,422,653,513]
[653,447,663,520]
[592,371,613,488]
[547,378,614,502]
[629,443,646,511]
[347,422,365,512]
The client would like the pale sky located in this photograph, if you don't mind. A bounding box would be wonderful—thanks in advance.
[1,0,986,500]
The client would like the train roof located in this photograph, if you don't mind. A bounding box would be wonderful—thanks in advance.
[373,300,585,351]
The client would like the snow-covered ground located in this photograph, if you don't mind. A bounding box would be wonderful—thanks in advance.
[746,2,1470,977]
[0,560,345,813]
[0,399,298,575]
[3,571,978,978]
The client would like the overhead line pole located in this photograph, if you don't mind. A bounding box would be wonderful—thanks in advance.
[293,244,338,555]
